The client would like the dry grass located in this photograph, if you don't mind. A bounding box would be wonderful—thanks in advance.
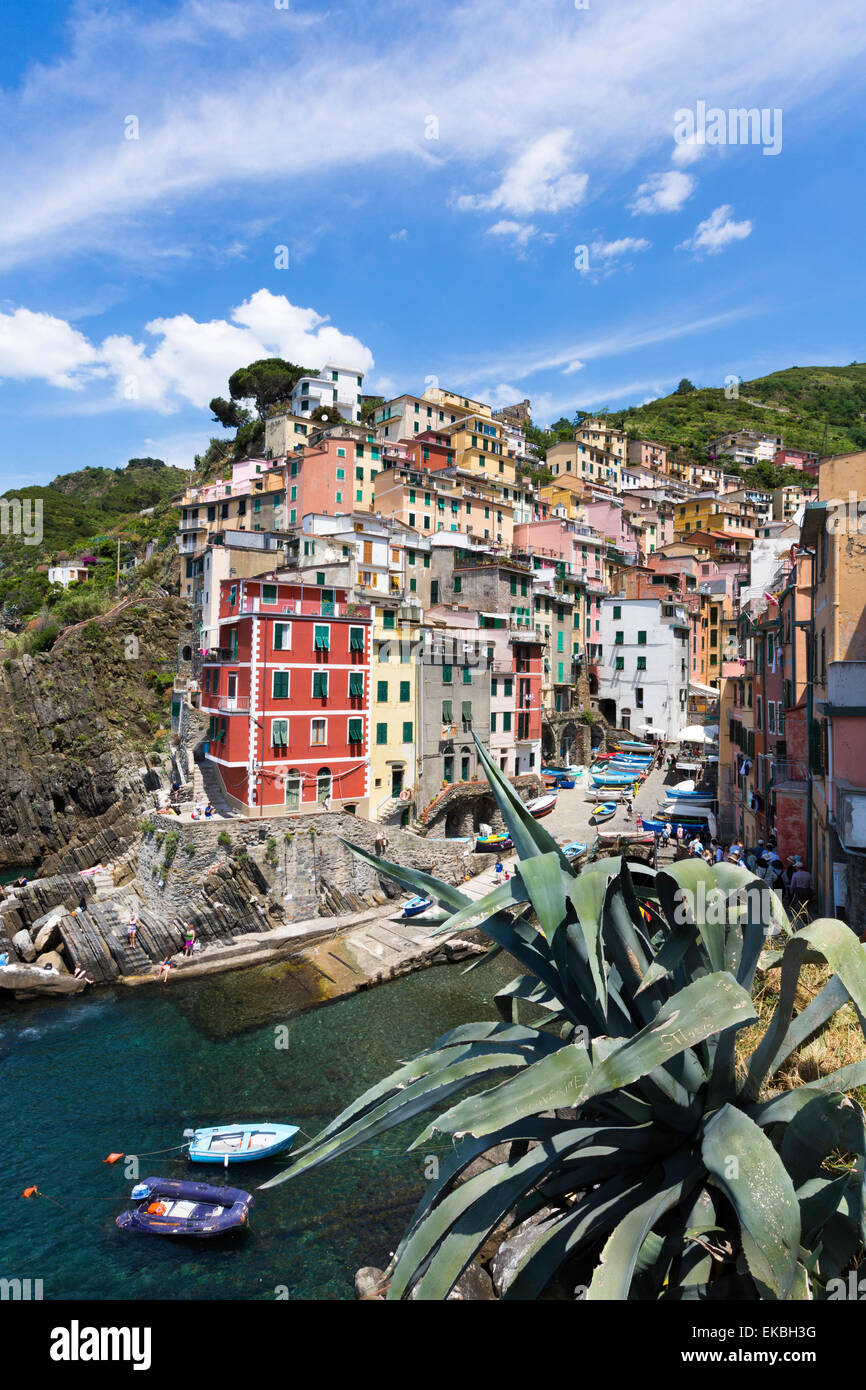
[736,958,866,1104]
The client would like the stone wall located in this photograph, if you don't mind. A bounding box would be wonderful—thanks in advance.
[417,774,544,839]
[136,813,490,924]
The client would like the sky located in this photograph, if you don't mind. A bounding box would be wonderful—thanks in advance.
[0,0,864,488]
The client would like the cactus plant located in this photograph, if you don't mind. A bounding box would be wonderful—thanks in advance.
[263,735,866,1300]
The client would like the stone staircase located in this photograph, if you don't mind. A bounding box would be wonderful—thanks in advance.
[375,793,409,825]
[191,757,239,817]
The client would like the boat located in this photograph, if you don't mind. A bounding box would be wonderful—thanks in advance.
[116,1177,252,1238]
[589,801,618,825]
[590,773,640,788]
[186,1122,299,1165]
[475,833,512,853]
[636,816,667,835]
[561,841,588,861]
[595,828,655,845]
[659,789,714,804]
[585,785,625,802]
[525,794,557,819]
[402,895,433,917]
[612,741,654,753]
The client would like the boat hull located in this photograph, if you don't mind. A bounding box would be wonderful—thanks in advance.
[402,896,433,918]
[475,835,512,852]
[188,1123,299,1164]
[526,796,557,818]
[116,1177,252,1237]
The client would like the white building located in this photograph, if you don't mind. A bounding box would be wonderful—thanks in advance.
[291,364,365,423]
[597,597,690,739]
[48,564,91,587]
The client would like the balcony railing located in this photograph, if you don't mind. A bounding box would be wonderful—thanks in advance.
[239,598,370,619]
[770,760,807,785]
[214,695,251,714]
[202,649,241,664]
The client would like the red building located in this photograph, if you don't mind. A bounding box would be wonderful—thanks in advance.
[200,577,372,816]
[513,638,543,768]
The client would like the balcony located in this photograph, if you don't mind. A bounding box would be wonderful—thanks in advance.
[771,760,807,786]
[213,695,251,714]
[239,598,370,619]
[179,517,207,531]
[508,626,539,643]
[203,649,241,664]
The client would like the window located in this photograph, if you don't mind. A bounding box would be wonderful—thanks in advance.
[502,711,512,732]
[349,627,364,652]
[317,769,332,804]
[442,664,452,683]
[376,722,388,745]
[336,468,345,480]
[615,656,624,671]
[382,610,395,630]
[453,575,462,593]
[637,656,646,671]
[613,605,621,620]
[229,584,237,606]
[348,717,363,744]
[462,667,472,685]
[504,678,513,697]
[311,719,326,745]
[313,671,329,699]
[615,632,624,645]
[637,631,647,645]
[490,713,497,732]
[444,755,454,784]
[376,679,388,702]
[314,625,330,651]
[635,687,644,708]
[273,622,291,651]
[272,671,289,699]
[402,721,413,743]
[399,680,410,702]
[349,672,364,698]
[271,719,288,747]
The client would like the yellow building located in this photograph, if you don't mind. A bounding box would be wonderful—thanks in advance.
[539,483,588,520]
[422,386,492,418]
[673,495,756,539]
[547,417,625,492]
[370,597,423,825]
[444,414,515,487]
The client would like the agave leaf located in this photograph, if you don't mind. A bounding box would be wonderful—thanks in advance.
[575,973,755,1108]
[460,942,503,973]
[416,1041,592,1145]
[502,1173,661,1300]
[566,870,610,1018]
[470,732,568,865]
[796,1174,851,1248]
[391,1126,599,1300]
[495,973,563,1022]
[702,1104,801,1300]
[706,877,770,1111]
[792,918,866,1029]
[780,1092,866,1189]
[749,1061,866,1127]
[260,1046,538,1187]
[586,1153,697,1300]
[339,837,468,913]
[655,861,726,972]
[741,936,809,1103]
[764,973,852,1078]
[517,852,571,944]
[426,876,529,937]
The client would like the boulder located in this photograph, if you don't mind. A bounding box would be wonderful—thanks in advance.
[490,1209,561,1297]
[35,950,68,974]
[354,1266,388,1300]
[446,1261,496,1300]
[34,919,63,954]
[12,929,36,963]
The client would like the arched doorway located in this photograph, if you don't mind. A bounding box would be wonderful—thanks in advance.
[445,805,464,838]
[561,721,577,762]
[284,768,301,811]
[541,725,556,759]
[473,795,497,832]
[316,768,332,804]
[599,698,617,726]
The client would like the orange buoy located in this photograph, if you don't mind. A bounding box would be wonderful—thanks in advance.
[103,1152,125,1164]
[22,1186,39,1198]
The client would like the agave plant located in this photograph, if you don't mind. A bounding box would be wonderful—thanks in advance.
[263,735,866,1300]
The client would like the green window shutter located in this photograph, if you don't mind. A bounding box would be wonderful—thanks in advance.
[262,583,277,603]
[503,711,512,731]
[399,680,410,702]
[442,664,452,683]
[423,555,430,568]
[402,721,413,743]
[615,656,624,671]
[510,579,517,596]
[348,717,363,743]
[557,632,564,652]
[613,605,621,620]
[491,677,498,695]
[313,671,328,698]
[314,625,330,650]
[273,671,289,698]
[409,577,417,592]
[376,722,388,745]
[274,623,287,651]
[349,627,364,651]
[453,576,462,593]
[272,719,288,745]
[637,656,647,671]
[461,701,472,722]
[229,584,237,605]
[349,672,364,698]
[462,668,472,685]
[442,699,453,722]
[490,712,497,732]
[637,631,647,645]
[376,679,388,702]
[615,631,624,645]
[504,678,512,696]
[382,610,395,630]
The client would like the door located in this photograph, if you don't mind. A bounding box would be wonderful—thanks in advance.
[320,589,335,617]
[285,773,301,812]
[391,766,404,798]
[226,672,238,711]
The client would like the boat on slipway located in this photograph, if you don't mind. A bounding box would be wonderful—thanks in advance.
[116,1177,252,1238]
[186,1122,299,1165]
[589,802,619,826]
[525,794,557,819]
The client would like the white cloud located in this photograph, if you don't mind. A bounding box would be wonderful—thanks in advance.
[629,170,695,215]
[0,308,101,388]
[676,204,753,255]
[671,136,707,167]
[486,220,554,254]
[389,229,409,241]
[0,291,374,413]
[590,237,651,261]
[458,130,588,216]
[562,360,585,375]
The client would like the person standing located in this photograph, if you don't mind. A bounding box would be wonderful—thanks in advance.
[184,924,196,957]
[790,860,813,917]
[127,916,137,949]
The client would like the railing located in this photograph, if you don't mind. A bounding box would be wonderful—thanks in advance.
[239,599,371,618]
[202,649,241,664]
[770,760,807,784]
[215,695,251,714]
[179,517,207,531]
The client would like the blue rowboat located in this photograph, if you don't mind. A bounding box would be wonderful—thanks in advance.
[589,802,618,825]
[562,841,588,861]
[637,817,667,835]
[402,895,433,918]
[186,1122,299,1165]
[591,772,639,787]
[614,741,654,752]
[117,1177,252,1237]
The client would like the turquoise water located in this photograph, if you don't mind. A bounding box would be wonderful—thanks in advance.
[0,952,517,1300]
[0,865,38,887]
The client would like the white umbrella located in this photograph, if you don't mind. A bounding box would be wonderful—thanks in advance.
[678,725,718,745]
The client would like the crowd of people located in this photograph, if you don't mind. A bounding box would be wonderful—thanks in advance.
[672,832,814,915]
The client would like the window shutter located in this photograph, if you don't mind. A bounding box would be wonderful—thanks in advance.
[350,672,364,698]
[314,625,330,650]
[462,701,472,722]
[348,718,363,743]
[273,672,289,698]
[313,672,328,698]
[272,719,288,746]
[350,627,364,651]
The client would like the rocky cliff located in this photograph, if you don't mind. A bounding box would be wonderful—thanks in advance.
[0,596,187,869]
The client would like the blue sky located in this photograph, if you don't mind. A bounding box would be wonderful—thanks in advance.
[1,0,864,488]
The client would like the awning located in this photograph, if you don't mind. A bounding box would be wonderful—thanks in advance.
[689,680,720,699]
[480,611,509,620]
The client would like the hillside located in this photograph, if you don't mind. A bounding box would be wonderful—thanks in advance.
[603,363,866,461]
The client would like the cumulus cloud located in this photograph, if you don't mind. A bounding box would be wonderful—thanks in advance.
[0,290,374,413]
[457,130,588,216]
[486,220,554,254]
[629,170,695,215]
[389,229,408,241]
[676,204,753,255]
[591,237,651,261]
